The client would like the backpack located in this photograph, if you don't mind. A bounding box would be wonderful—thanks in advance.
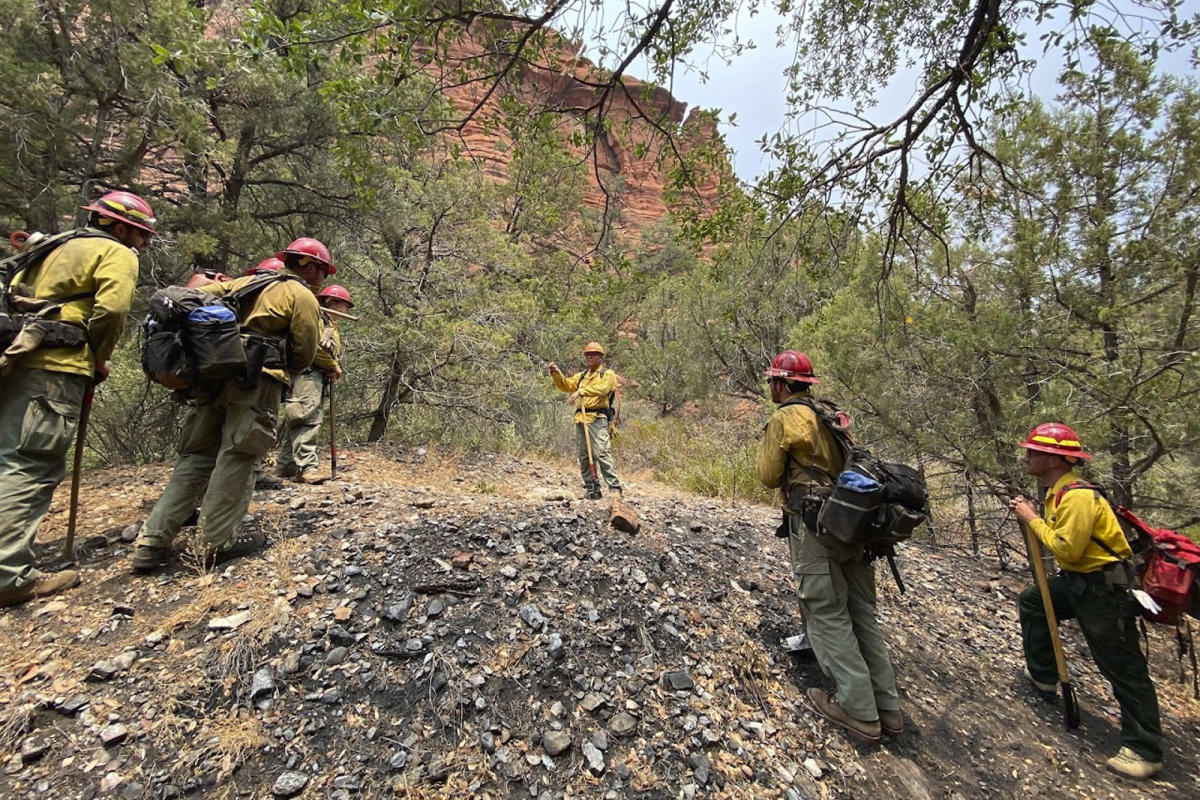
[1056,481,1200,625]
[0,229,118,372]
[141,274,300,390]
[777,396,929,549]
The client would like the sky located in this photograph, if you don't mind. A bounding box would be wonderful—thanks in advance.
[577,2,1196,183]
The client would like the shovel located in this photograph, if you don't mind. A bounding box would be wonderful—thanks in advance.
[578,400,597,488]
[1022,521,1081,728]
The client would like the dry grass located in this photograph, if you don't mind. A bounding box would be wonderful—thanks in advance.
[0,701,35,752]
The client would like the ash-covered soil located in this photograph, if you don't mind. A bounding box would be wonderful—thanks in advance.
[1,448,1197,800]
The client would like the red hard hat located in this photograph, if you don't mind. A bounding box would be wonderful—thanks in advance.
[245,257,284,276]
[275,237,336,275]
[764,350,819,384]
[80,190,156,234]
[317,284,354,307]
[1020,423,1091,460]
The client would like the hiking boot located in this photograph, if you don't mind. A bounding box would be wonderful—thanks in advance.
[880,709,904,736]
[805,688,882,744]
[0,570,80,608]
[1024,666,1057,694]
[585,487,603,500]
[131,545,171,572]
[1105,747,1163,780]
[255,475,285,490]
[205,530,266,567]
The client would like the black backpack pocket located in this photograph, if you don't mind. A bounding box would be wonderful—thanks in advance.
[818,472,887,546]
[143,330,191,389]
[874,504,925,545]
[186,317,247,380]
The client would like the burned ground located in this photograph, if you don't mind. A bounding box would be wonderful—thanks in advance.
[0,449,1196,799]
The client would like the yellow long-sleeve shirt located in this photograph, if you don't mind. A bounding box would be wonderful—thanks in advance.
[13,234,139,377]
[756,392,845,505]
[552,365,616,423]
[1030,471,1132,573]
[199,270,320,385]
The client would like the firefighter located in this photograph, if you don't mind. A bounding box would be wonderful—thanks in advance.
[1011,423,1163,780]
[756,350,901,743]
[275,284,349,483]
[548,342,622,499]
[0,191,154,606]
[131,238,328,570]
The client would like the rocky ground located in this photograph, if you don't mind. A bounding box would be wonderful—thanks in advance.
[0,447,1197,800]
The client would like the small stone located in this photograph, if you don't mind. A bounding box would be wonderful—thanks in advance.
[289,498,307,511]
[609,711,637,737]
[547,633,564,660]
[450,551,473,569]
[111,605,135,618]
[19,737,49,763]
[582,741,605,776]
[280,652,302,674]
[99,723,128,747]
[519,604,547,631]
[413,498,436,509]
[326,646,349,666]
[803,757,824,779]
[99,772,124,793]
[388,750,409,771]
[662,670,694,691]
[87,661,119,682]
[333,774,361,791]
[499,566,518,579]
[427,597,445,618]
[542,730,572,756]
[404,638,424,652]
[208,611,251,630]
[58,694,89,715]
[590,730,608,751]
[581,693,606,712]
[272,771,309,797]
[382,596,413,623]
[480,733,496,754]
[120,522,141,542]
[250,667,276,702]
[688,753,711,786]
[332,606,353,622]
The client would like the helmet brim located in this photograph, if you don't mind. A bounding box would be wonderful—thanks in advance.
[1020,442,1091,460]
[276,250,336,276]
[764,368,819,383]
[81,203,157,234]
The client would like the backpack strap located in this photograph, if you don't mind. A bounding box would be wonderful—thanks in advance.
[777,395,852,486]
[3,229,122,300]
[223,273,306,314]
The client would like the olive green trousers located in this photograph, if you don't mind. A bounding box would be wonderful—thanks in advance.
[140,379,282,549]
[0,368,89,590]
[277,369,325,475]
[789,514,900,721]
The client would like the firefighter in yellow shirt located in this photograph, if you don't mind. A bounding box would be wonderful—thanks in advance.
[548,342,622,499]
[1011,423,1162,780]
[132,238,327,571]
[0,191,154,607]
[276,284,349,483]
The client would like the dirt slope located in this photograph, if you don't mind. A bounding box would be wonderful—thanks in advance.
[1,448,1196,799]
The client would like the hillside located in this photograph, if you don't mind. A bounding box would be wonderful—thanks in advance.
[0,449,1196,799]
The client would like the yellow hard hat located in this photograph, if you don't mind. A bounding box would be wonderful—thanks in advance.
[583,341,605,355]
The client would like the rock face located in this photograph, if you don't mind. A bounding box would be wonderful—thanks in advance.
[431,23,727,235]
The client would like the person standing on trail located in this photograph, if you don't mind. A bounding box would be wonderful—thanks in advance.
[131,238,328,571]
[1010,423,1163,780]
[0,191,155,607]
[755,350,902,744]
[274,284,349,484]
[548,341,622,500]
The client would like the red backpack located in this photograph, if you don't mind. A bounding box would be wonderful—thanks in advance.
[1056,482,1200,624]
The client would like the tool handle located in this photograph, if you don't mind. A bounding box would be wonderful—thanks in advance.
[62,388,95,560]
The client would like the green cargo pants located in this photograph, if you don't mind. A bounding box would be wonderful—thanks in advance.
[576,415,621,492]
[790,514,900,721]
[139,379,282,550]
[277,369,325,476]
[1020,574,1162,762]
[0,368,89,590]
